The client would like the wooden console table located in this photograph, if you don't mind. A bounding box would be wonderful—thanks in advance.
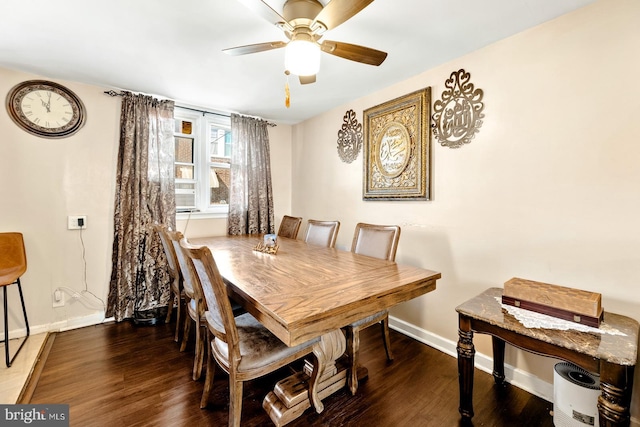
[456,287,638,427]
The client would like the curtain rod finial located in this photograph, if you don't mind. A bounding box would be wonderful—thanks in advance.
[104,90,126,97]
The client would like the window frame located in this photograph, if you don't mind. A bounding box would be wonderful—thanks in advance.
[174,107,231,219]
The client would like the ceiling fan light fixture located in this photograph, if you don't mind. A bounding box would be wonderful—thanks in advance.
[285,39,320,76]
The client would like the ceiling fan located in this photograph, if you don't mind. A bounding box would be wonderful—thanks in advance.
[224,0,388,85]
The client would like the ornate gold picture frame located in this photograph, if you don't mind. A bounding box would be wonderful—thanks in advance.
[363,87,431,200]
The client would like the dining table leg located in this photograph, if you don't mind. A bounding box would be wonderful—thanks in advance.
[263,329,348,426]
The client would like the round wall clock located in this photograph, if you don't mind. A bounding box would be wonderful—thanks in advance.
[6,80,86,138]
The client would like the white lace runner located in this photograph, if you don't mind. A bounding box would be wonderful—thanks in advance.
[496,297,626,336]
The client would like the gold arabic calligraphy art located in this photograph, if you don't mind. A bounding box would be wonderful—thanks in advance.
[432,69,484,149]
[363,88,431,200]
[337,109,363,164]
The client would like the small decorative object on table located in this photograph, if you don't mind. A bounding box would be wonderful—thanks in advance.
[264,234,277,247]
[502,277,603,327]
[254,234,279,254]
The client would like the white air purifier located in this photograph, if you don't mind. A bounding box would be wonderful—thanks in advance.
[553,362,600,427]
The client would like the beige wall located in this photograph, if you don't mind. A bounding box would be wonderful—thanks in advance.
[290,0,640,418]
[0,68,120,331]
[0,67,293,333]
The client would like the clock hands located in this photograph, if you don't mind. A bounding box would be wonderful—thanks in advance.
[40,92,51,113]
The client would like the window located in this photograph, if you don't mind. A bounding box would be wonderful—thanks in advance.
[173,107,231,216]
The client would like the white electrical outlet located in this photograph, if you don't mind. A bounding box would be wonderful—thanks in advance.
[52,288,64,307]
[67,215,87,230]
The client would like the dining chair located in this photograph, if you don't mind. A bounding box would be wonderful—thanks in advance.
[345,222,401,395]
[277,215,303,239]
[179,238,322,427]
[303,219,341,248]
[168,229,207,380]
[168,229,247,380]
[0,232,30,367]
[153,224,184,343]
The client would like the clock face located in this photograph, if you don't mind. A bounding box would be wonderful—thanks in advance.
[6,80,86,138]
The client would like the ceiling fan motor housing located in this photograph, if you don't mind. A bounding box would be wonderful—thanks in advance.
[283,0,323,24]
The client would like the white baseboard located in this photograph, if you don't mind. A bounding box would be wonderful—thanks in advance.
[1,311,114,340]
[388,315,639,427]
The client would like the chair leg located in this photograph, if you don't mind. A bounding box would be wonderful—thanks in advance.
[381,316,393,361]
[345,326,360,395]
[174,296,183,343]
[3,285,9,367]
[180,316,191,353]
[229,376,244,427]
[200,332,216,408]
[2,279,30,368]
[165,290,174,323]
[193,319,204,381]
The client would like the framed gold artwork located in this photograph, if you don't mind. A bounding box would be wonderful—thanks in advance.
[363,87,431,200]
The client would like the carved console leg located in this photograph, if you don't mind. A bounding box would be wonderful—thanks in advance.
[597,362,634,427]
[491,336,506,385]
[457,315,475,420]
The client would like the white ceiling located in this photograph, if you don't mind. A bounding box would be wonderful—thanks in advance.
[0,0,596,125]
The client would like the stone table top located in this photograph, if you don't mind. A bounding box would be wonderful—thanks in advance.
[456,287,638,366]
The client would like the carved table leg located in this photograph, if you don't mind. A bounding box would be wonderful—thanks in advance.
[492,336,506,385]
[597,362,634,427]
[309,329,346,413]
[457,315,475,420]
[263,329,347,426]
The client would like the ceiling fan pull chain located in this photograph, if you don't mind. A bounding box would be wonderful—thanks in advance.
[285,70,291,108]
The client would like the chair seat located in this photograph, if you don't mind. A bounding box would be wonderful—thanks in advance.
[209,311,318,373]
[0,265,25,286]
[349,309,388,329]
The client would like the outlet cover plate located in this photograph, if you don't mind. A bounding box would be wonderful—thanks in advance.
[52,289,64,307]
[67,215,87,230]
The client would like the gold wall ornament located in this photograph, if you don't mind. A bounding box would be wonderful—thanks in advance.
[432,69,484,149]
[363,88,431,200]
[337,109,363,163]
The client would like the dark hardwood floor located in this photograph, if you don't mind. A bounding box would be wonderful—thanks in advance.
[28,320,554,426]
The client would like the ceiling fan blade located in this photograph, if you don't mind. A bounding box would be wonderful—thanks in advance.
[321,40,387,66]
[223,41,287,56]
[237,0,293,32]
[299,75,316,85]
[313,0,374,31]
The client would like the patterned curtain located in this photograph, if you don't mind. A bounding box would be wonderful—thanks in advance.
[228,114,275,235]
[106,92,176,322]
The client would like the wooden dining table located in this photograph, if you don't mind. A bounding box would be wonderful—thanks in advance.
[190,234,441,426]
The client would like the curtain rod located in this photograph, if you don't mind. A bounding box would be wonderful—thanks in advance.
[103,90,276,126]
